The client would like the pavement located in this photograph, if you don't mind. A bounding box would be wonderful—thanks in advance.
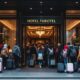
[0,68,80,80]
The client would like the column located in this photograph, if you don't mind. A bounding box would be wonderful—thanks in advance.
[60,10,66,47]
[16,9,23,66]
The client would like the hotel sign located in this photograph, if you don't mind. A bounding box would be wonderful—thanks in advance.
[27,19,56,24]
[23,17,61,25]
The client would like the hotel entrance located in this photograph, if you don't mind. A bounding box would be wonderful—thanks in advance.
[23,26,60,48]
[22,25,61,68]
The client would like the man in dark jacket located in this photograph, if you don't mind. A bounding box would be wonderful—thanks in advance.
[55,43,63,63]
[29,44,37,65]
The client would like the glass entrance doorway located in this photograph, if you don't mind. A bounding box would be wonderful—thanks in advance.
[22,25,60,67]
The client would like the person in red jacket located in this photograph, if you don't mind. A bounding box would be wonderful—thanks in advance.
[64,44,69,51]
[62,44,69,72]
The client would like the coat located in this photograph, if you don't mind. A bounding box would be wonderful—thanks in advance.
[12,45,21,57]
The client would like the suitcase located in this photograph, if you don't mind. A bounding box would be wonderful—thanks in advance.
[66,63,74,73]
[6,58,14,69]
[48,59,55,67]
[57,63,64,72]
[74,62,78,72]
[29,59,34,67]
[0,57,3,72]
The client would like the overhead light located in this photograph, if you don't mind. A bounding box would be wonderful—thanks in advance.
[29,8,32,10]
[36,31,45,38]
[4,1,8,4]
[50,8,53,10]
[40,1,43,4]
[75,1,79,4]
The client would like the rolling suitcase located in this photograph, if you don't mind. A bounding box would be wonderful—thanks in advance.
[0,57,3,72]
[66,63,74,73]
[6,58,14,69]
[57,63,64,72]
[48,59,55,67]
[50,59,55,66]
[74,62,78,72]
[29,59,34,67]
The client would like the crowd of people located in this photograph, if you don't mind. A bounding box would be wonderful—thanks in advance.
[0,43,21,70]
[0,42,80,72]
[25,43,54,68]
[25,42,80,72]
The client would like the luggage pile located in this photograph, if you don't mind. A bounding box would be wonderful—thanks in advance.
[57,44,80,73]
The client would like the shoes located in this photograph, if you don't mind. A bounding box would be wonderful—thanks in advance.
[40,65,42,68]
[64,69,67,72]
[78,68,80,72]
[4,67,6,70]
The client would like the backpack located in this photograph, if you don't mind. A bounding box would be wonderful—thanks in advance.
[12,45,21,57]
[62,49,67,58]
[70,48,76,57]
[48,48,53,55]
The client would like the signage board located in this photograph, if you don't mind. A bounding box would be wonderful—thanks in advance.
[22,16,62,25]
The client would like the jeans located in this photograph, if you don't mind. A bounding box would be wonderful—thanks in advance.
[64,58,67,70]
[13,55,20,68]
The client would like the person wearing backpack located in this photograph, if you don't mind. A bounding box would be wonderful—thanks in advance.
[47,45,55,67]
[62,44,69,72]
[12,44,21,68]
[48,45,54,58]
[69,45,77,63]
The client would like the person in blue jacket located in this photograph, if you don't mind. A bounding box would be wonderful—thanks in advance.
[12,44,21,68]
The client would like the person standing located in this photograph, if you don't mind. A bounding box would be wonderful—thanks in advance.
[1,43,8,69]
[55,43,63,63]
[37,46,44,68]
[62,44,69,72]
[29,44,37,65]
[44,43,49,67]
[12,44,21,68]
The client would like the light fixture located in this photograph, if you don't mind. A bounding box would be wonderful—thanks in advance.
[36,31,45,37]
[29,7,33,10]
[40,1,43,4]
[36,26,45,38]
[4,1,8,4]
[75,1,79,4]
[50,8,53,10]
[40,0,43,15]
